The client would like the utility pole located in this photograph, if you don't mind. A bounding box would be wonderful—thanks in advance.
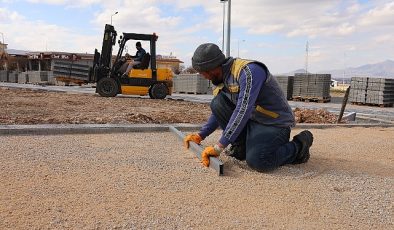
[111,11,118,25]
[237,39,245,58]
[305,41,309,75]
[226,0,231,57]
[0,32,4,54]
[343,52,346,89]
[221,1,226,52]
[220,0,231,56]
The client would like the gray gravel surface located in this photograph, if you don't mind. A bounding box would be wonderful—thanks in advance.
[0,127,393,229]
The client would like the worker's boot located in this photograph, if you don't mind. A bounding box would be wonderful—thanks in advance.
[292,130,313,164]
[225,142,246,161]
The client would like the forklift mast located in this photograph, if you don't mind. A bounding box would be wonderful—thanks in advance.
[100,24,117,68]
[89,24,117,82]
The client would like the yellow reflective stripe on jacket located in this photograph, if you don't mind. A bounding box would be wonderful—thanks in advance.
[256,105,280,118]
[228,85,239,93]
[213,83,224,96]
[231,59,252,80]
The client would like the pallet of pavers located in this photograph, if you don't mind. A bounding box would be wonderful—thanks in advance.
[274,75,294,100]
[0,70,8,82]
[293,73,331,102]
[173,74,209,94]
[53,60,90,85]
[350,77,394,107]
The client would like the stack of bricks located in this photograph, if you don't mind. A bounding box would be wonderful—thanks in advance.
[173,74,209,94]
[350,77,394,106]
[53,61,90,82]
[274,75,294,100]
[0,70,8,82]
[293,73,331,102]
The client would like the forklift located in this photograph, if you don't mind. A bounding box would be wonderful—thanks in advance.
[89,24,173,99]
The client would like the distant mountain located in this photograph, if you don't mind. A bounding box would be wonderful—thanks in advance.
[279,68,311,76]
[282,60,394,79]
[320,60,394,80]
[5,49,30,55]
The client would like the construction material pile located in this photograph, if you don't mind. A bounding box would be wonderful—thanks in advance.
[293,107,338,123]
[274,75,294,100]
[53,60,91,85]
[173,74,210,94]
[293,73,331,101]
[350,77,394,107]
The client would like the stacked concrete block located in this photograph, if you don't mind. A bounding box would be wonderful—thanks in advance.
[47,71,56,85]
[349,77,367,103]
[274,75,294,100]
[349,77,394,106]
[53,61,90,81]
[8,71,18,83]
[293,73,331,101]
[18,72,29,84]
[173,74,209,94]
[0,70,8,82]
[27,71,50,84]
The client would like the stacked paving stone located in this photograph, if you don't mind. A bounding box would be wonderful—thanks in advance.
[28,71,50,84]
[173,74,209,94]
[350,77,394,106]
[17,72,29,84]
[0,70,8,82]
[8,71,18,83]
[274,75,294,100]
[53,61,90,82]
[0,71,19,83]
[293,73,331,101]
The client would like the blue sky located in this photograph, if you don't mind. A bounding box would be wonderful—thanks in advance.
[1,0,394,74]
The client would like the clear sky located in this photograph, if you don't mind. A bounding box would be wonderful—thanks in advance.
[1,0,393,74]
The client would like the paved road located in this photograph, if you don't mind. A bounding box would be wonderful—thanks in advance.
[1,82,393,121]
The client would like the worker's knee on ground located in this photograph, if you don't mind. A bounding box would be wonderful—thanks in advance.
[246,154,276,172]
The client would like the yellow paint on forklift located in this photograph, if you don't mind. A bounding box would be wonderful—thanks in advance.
[157,68,173,81]
[128,68,173,81]
[129,69,151,78]
[121,86,149,95]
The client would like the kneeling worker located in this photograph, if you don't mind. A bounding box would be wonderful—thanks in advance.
[184,43,313,171]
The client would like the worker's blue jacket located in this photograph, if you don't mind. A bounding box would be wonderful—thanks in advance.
[199,58,295,147]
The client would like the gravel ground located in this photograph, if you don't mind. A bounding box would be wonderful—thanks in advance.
[0,87,341,125]
[0,127,393,229]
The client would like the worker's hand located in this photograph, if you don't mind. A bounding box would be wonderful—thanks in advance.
[201,144,223,167]
[184,133,203,149]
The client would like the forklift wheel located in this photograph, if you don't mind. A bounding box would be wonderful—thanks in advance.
[150,83,168,99]
[97,78,119,97]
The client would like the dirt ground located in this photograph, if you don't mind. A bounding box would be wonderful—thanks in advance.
[0,86,392,229]
[0,87,338,125]
[0,128,392,229]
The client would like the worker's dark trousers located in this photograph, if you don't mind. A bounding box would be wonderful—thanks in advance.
[211,92,298,171]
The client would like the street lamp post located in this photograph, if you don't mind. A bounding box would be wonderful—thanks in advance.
[237,39,245,58]
[220,0,231,57]
[0,32,4,53]
[226,0,231,57]
[220,1,226,52]
[111,11,118,25]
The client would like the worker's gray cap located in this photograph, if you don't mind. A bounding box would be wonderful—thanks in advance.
[192,43,225,72]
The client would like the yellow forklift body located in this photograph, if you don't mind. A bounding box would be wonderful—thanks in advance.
[128,68,173,81]
[121,86,149,95]
[121,68,173,96]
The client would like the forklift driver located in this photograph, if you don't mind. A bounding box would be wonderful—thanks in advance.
[122,41,146,77]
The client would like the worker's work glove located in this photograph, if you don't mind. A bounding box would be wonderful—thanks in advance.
[201,144,224,167]
[184,133,203,149]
